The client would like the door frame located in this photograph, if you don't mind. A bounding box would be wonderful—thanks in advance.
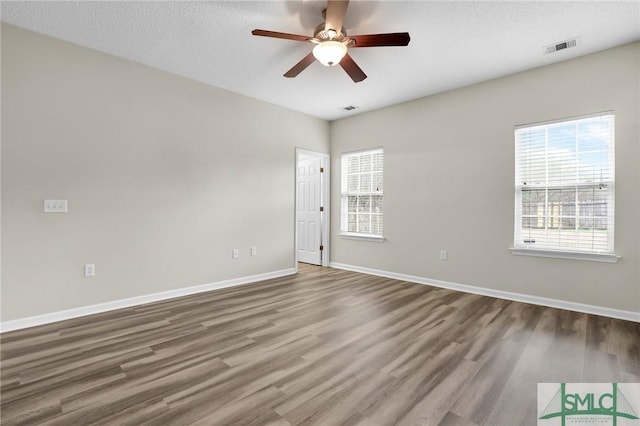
[295,148,330,269]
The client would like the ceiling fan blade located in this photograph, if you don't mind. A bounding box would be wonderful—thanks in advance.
[284,52,316,78]
[340,53,367,83]
[251,29,312,42]
[324,0,349,33]
[349,32,411,48]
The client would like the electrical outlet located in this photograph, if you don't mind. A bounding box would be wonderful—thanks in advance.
[84,264,95,277]
[250,247,257,256]
[440,250,448,261]
[232,249,240,259]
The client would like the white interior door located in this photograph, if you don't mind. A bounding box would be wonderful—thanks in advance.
[297,156,322,265]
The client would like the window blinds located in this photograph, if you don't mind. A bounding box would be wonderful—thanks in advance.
[514,113,615,253]
[341,148,384,236]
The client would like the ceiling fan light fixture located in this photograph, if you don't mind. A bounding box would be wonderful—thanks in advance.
[312,40,347,66]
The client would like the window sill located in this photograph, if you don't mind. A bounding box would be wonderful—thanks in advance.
[509,247,620,263]
[339,233,385,242]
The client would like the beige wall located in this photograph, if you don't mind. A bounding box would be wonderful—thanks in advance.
[331,42,640,313]
[1,24,330,321]
[2,23,638,323]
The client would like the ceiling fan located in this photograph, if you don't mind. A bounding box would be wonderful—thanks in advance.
[251,0,410,83]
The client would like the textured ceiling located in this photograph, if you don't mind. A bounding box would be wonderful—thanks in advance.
[2,1,639,121]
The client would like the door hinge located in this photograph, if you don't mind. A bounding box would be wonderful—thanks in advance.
[320,245,324,251]
[320,206,324,212]
[320,167,324,173]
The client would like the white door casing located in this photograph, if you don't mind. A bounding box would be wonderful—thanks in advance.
[297,156,322,265]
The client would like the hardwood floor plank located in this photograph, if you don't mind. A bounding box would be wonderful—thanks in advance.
[439,411,480,426]
[2,403,62,426]
[449,304,543,425]
[2,264,638,425]
[360,341,472,425]
[606,316,640,376]
[1,367,126,423]
[481,307,559,425]
[2,348,152,404]
[396,357,479,426]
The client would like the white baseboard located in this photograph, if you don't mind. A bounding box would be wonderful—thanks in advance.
[4,264,637,333]
[0,268,296,333]
[329,262,640,323]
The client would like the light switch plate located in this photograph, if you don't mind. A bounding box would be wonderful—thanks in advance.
[44,200,68,213]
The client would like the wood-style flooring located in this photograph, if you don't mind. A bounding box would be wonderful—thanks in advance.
[1,263,639,425]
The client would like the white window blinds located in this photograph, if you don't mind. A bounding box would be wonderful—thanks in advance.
[341,148,383,237]
[514,113,615,253]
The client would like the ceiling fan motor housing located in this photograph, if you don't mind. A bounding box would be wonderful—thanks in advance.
[314,23,348,41]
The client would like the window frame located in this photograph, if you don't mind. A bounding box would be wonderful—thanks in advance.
[511,112,620,263]
[340,148,385,241]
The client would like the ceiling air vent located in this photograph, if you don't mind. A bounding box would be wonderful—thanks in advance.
[343,105,358,111]
[544,37,579,54]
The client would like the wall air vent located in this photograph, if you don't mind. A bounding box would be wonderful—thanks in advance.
[544,37,579,54]
[343,105,358,111]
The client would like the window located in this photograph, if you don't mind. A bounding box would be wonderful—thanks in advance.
[341,148,383,239]
[513,113,616,260]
